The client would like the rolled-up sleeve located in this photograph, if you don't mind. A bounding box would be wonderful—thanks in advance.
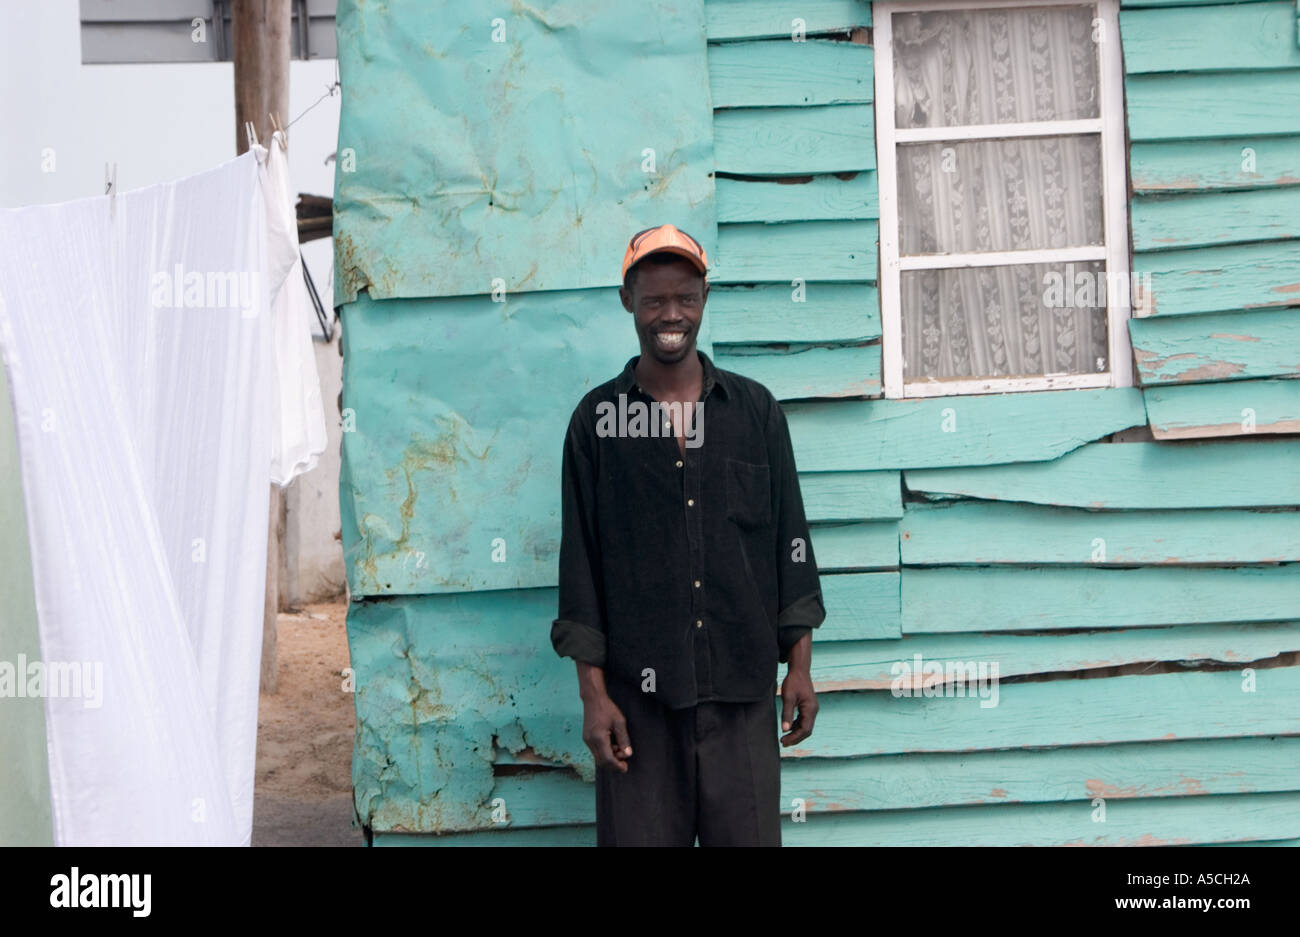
[551,406,608,667]
[766,395,825,662]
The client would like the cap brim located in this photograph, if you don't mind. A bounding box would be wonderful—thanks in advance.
[627,245,708,277]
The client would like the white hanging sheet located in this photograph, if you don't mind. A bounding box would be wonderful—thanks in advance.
[264,131,327,486]
[0,144,322,845]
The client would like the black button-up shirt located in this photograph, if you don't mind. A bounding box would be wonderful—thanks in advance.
[551,350,825,710]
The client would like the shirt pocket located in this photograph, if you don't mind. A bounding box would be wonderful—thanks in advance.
[724,458,772,531]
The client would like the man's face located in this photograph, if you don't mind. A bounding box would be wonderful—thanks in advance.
[619,257,708,366]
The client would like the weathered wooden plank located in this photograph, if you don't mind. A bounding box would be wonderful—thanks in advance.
[904,439,1300,509]
[1130,137,1300,193]
[708,39,872,108]
[900,565,1300,633]
[374,826,597,847]
[810,521,898,571]
[705,0,870,40]
[708,282,880,343]
[785,738,1300,816]
[1136,239,1300,316]
[1121,0,1277,6]
[1121,1,1300,73]
[486,771,591,829]
[1132,187,1300,250]
[781,791,1300,846]
[786,622,1300,690]
[716,173,879,223]
[1127,71,1300,141]
[484,736,1300,828]
[791,667,1300,758]
[714,343,880,399]
[377,789,1300,846]
[1130,308,1300,384]
[800,471,902,522]
[785,388,1147,471]
[713,105,876,175]
[818,571,901,641]
[1145,377,1300,438]
[899,501,1300,566]
[712,220,877,283]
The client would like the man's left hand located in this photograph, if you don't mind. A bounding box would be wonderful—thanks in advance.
[779,667,818,747]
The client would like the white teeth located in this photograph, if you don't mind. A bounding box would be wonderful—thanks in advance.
[657,331,686,347]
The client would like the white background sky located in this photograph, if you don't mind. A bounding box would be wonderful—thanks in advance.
[0,0,341,303]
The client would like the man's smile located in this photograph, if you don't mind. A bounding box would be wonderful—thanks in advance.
[653,328,688,351]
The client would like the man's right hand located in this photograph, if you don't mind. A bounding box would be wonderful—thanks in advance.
[582,693,633,772]
[577,662,633,772]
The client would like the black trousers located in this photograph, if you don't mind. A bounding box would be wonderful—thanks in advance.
[595,675,782,846]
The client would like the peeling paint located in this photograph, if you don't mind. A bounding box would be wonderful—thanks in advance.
[348,590,591,833]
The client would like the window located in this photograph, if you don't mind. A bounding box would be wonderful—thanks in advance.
[874,0,1133,398]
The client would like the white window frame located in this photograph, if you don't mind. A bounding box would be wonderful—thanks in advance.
[874,0,1134,399]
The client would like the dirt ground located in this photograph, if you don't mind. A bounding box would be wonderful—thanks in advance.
[251,600,363,846]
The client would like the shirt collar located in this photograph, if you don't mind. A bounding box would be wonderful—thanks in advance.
[615,349,731,400]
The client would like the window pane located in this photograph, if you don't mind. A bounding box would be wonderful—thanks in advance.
[901,261,1110,381]
[893,6,1100,129]
[897,135,1104,255]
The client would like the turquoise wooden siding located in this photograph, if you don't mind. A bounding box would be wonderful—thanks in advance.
[1122,0,1300,440]
[338,0,1300,847]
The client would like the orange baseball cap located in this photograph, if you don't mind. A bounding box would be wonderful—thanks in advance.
[621,224,708,281]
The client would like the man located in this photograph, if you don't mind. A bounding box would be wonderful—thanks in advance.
[551,224,825,846]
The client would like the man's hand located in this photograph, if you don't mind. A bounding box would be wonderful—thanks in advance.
[577,661,633,772]
[779,632,818,747]
[582,693,633,771]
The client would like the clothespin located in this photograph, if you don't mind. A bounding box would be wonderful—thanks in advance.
[104,162,117,221]
[244,120,260,152]
[269,112,287,152]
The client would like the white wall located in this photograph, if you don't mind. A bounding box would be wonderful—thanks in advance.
[1,0,346,600]
[288,332,346,601]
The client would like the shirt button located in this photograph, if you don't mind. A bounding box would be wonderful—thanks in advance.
[675,460,683,468]
[695,620,703,629]
[687,498,695,507]
[693,580,701,588]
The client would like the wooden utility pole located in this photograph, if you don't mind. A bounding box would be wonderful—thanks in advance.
[233,0,291,693]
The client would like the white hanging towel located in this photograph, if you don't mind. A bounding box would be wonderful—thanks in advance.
[0,143,324,845]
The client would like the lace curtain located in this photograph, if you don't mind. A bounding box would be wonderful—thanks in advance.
[892,6,1110,382]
